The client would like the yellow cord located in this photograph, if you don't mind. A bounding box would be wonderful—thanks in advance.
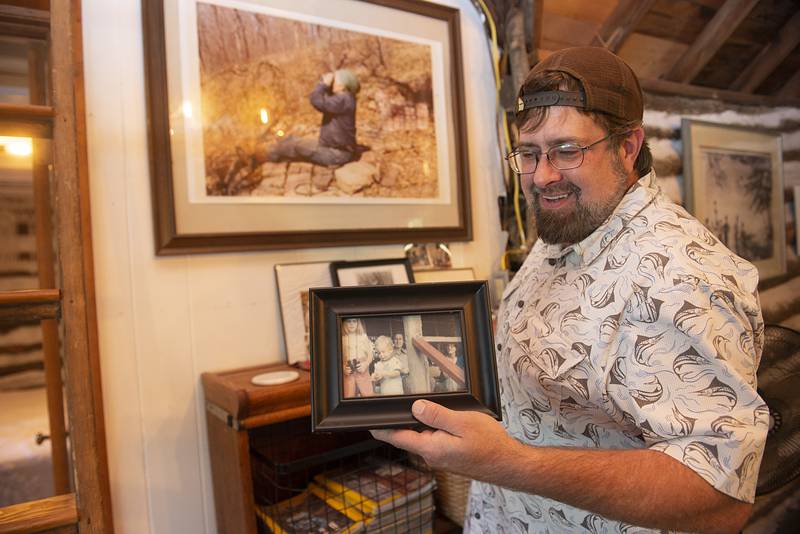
[474,0,527,264]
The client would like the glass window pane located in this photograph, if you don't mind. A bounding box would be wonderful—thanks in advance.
[0,37,48,106]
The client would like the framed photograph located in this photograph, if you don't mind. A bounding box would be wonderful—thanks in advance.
[413,267,475,283]
[330,258,414,287]
[404,242,452,270]
[143,0,471,255]
[795,186,800,255]
[309,282,500,431]
[275,262,333,365]
[682,119,786,279]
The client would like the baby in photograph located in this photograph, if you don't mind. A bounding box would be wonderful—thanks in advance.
[371,336,406,396]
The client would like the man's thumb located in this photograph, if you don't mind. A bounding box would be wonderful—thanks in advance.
[412,400,460,434]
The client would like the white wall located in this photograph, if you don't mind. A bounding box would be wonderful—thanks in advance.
[81,1,504,532]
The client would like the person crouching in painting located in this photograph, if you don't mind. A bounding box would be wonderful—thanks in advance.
[265,69,360,167]
[371,336,404,396]
[342,318,374,398]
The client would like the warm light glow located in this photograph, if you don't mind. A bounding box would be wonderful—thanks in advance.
[260,108,269,125]
[0,136,32,157]
[182,101,193,118]
[276,130,285,137]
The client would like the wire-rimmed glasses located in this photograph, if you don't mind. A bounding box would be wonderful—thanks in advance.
[505,132,616,175]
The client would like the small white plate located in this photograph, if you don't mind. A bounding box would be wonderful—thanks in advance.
[251,370,299,386]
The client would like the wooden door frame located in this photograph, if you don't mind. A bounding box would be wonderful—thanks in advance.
[0,1,114,532]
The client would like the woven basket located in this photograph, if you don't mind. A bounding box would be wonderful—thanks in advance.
[433,470,471,527]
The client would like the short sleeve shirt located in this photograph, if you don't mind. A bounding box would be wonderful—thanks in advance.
[464,171,769,534]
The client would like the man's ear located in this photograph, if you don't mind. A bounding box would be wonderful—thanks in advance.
[621,127,645,169]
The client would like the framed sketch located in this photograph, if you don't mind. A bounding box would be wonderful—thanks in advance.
[275,262,333,366]
[414,267,475,283]
[143,0,471,254]
[330,258,414,287]
[795,186,800,255]
[682,119,786,279]
[309,282,500,432]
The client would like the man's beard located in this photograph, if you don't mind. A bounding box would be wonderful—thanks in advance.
[530,158,630,245]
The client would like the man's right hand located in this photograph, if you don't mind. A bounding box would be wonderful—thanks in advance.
[321,72,334,86]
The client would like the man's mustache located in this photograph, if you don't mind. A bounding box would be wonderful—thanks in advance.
[532,183,581,197]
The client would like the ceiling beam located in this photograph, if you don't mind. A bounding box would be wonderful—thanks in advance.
[664,0,760,84]
[777,68,800,100]
[641,76,800,108]
[730,10,800,93]
[592,0,657,52]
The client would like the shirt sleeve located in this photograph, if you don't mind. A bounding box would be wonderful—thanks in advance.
[309,83,354,115]
[606,276,769,503]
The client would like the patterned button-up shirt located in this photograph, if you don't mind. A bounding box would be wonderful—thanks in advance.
[464,171,768,534]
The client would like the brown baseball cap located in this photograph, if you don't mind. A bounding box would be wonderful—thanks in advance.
[517,46,643,123]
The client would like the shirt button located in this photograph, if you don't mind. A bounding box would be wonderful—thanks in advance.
[496,343,502,351]
[517,300,524,308]
[474,512,481,519]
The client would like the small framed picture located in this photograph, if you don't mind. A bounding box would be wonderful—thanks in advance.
[309,282,500,432]
[795,186,800,255]
[413,267,475,283]
[275,262,333,366]
[330,258,415,287]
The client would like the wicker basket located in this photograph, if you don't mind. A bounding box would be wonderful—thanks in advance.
[433,469,472,526]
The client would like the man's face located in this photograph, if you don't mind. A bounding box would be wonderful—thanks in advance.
[393,334,404,349]
[519,106,633,245]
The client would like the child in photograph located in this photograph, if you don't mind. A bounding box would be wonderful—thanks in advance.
[371,336,404,396]
[429,342,461,392]
[342,318,374,398]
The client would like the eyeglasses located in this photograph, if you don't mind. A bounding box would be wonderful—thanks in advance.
[505,132,616,175]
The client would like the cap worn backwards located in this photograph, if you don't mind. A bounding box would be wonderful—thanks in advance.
[517,46,643,123]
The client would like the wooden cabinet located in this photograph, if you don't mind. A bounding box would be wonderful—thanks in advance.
[202,363,313,534]
[202,363,461,534]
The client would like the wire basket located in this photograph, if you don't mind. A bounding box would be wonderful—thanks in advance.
[249,416,437,533]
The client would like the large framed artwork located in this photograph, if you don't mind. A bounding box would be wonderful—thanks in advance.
[309,282,500,432]
[682,119,786,279]
[143,0,471,254]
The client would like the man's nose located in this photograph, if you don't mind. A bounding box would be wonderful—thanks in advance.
[529,156,562,191]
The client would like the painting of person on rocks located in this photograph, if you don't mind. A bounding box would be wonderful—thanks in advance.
[196,1,443,202]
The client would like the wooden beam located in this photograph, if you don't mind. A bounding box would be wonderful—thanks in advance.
[0,494,77,534]
[0,103,54,138]
[641,76,800,107]
[664,0,760,83]
[731,11,800,93]
[0,289,61,326]
[50,0,114,532]
[592,0,657,52]
[777,68,800,100]
[412,336,465,386]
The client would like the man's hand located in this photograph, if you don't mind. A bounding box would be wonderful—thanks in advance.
[371,399,520,482]
[321,72,334,86]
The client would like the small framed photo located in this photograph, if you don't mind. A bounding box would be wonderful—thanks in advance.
[682,119,785,279]
[275,262,333,366]
[330,258,414,287]
[414,267,475,283]
[309,282,500,432]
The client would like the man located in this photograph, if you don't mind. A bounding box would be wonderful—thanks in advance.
[371,47,767,533]
[392,333,411,393]
[265,68,360,167]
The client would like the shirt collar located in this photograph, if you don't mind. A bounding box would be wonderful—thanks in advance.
[538,170,659,267]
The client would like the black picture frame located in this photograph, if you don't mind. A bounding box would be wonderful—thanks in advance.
[309,282,500,432]
[330,258,415,287]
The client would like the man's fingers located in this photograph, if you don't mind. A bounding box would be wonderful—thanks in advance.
[370,428,428,456]
[412,400,465,435]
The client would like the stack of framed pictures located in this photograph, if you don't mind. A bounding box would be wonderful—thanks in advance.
[275,258,414,366]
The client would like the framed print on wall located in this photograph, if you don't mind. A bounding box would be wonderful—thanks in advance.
[309,281,500,432]
[330,258,414,287]
[275,261,333,366]
[682,119,786,279]
[142,0,471,255]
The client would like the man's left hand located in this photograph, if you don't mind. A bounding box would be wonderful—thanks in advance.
[370,399,520,482]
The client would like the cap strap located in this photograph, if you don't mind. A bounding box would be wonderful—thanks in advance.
[517,90,585,112]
